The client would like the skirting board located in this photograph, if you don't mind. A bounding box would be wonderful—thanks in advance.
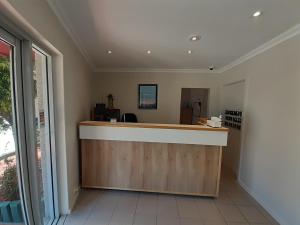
[82,186,218,198]
[238,178,288,225]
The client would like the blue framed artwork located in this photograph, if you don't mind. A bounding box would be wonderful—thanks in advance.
[138,84,158,109]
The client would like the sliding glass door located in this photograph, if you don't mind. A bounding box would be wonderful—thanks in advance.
[0,30,26,225]
[0,26,58,225]
[32,47,57,225]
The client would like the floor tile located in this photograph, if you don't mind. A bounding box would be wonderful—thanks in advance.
[215,191,234,204]
[177,197,200,219]
[227,191,255,206]
[216,204,246,222]
[157,215,180,225]
[136,201,157,215]
[253,204,280,225]
[248,224,271,225]
[133,213,156,225]
[85,213,111,225]
[202,220,227,225]
[110,211,134,225]
[65,173,279,225]
[157,204,178,217]
[178,205,201,219]
[87,210,113,220]
[64,215,86,225]
[197,200,224,222]
[180,217,203,225]
[227,223,249,225]
[115,198,137,214]
[158,194,177,207]
[238,206,269,223]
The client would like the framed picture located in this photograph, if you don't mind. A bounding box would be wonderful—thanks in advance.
[138,84,158,109]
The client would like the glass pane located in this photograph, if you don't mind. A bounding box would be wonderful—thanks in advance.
[0,39,25,224]
[32,48,54,225]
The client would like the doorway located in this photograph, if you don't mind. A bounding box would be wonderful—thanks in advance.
[180,88,209,125]
[221,80,246,177]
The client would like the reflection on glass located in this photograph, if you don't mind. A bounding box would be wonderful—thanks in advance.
[0,39,24,223]
[33,48,54,225]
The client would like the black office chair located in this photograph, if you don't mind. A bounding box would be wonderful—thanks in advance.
[121,113,138,123]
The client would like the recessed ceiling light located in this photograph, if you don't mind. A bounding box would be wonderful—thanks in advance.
[252,11,262,17]
[147,50,151,54]
[209,66,215,71]
[188,50,192,54]
[108,50,112,54]
[190,35,201,42]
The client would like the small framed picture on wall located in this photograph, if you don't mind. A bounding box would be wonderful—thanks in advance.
[138,84,158,109]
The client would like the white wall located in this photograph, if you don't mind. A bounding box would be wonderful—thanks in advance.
[220,34,300,225]
[1,0,93,214]
[92,72,220,124]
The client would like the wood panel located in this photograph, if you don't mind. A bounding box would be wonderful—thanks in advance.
[81,140,222,197]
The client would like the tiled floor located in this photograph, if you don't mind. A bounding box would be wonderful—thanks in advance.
[63,173,279,225]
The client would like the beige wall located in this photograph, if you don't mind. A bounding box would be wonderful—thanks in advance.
[220,34,300,225]
[92,72,220,124]
[220,81,245,175]
[2,0,93,214]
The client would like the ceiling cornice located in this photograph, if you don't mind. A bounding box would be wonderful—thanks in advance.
[219,23,300,73]
[47,0,97,70]
[94,68,220,74]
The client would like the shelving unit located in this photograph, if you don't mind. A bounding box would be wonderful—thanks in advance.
[224,110,243,130]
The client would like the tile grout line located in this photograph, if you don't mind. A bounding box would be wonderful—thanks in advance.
[132,192,141,225]
[233,200,253,225]
[213,197,232,225]
[175,196,180,223]
[81,191,102,225]
[174,196,179,223]
[108,191,122,225]
[156,194,159,225]
[230,189,271,225]
[221,185,271,225]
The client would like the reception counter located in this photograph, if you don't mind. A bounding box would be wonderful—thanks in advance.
[79,121,228,197]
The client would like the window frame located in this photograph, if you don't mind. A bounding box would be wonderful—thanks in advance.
[0,26,35,225]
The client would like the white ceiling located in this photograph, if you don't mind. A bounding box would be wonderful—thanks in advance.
[48,0,300,72]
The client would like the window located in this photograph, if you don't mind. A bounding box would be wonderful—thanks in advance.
[32,47,58,224]
[0,30,26,225]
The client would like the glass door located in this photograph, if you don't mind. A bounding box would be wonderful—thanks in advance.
[0,25,58,225]
[0,31,26,224]
[32,47,57,225]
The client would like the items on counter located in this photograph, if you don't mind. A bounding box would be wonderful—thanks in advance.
[207,116,222,128]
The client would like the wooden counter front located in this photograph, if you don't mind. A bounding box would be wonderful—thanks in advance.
[80,121,228,197]
[81,140,222,197]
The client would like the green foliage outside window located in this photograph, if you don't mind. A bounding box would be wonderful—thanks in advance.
[0,158,19,201]
[0,56,12,132]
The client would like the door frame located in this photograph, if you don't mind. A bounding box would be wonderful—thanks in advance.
[0,26,35,225]
[0,21,59,225]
